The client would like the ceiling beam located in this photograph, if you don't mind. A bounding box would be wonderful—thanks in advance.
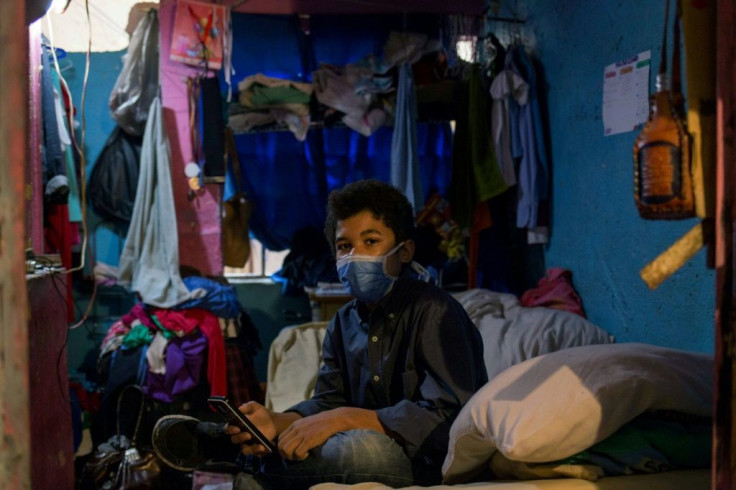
[227,0,484,15]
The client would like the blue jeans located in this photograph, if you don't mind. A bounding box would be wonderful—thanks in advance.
[233,429,442,489]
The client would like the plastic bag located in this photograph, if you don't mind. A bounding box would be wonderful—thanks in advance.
[88,126,142,224]
[109,9,159,136]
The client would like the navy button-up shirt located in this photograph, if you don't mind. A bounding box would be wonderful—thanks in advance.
[289,272,488,464]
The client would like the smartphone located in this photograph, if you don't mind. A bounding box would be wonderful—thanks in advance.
[207,396,276,453]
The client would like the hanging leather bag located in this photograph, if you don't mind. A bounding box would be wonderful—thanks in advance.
[633,0,694,219]
[222,128,253,268]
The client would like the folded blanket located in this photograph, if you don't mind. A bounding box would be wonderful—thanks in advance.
[490,411,712,481]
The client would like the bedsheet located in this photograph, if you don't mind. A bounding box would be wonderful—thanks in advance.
[310,468,710,489]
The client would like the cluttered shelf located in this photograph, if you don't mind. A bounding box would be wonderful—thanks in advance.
[228,113,456,136]
[224,36,466,139]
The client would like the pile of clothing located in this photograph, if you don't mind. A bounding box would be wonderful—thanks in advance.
[227,31,443,140]
[91,275,262,447]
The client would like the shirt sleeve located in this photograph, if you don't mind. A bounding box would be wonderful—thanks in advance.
[375,294,487,462]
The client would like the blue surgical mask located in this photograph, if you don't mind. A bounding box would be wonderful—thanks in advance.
[336,242,404,304]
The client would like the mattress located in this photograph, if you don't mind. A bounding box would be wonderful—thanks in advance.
[309,469,710,490]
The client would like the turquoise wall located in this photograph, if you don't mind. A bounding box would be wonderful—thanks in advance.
[66,51,127,266]
[522,0,714,352]
[65,50,131,382]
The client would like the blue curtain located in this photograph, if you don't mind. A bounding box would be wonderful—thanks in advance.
[225,13,453,251]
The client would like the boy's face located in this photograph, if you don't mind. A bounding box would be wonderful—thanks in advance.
[335,210,414,275]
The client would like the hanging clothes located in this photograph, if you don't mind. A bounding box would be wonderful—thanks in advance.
[505,44,550,232]
[118,96,195,308]
[224,13,453,251]
[41,40,83,322]
[48,64,83,223]
[44,202,75,322]
[490,69,528,187]
[41,41,68,204]
[390,62,424,212]
[449,64,508,231]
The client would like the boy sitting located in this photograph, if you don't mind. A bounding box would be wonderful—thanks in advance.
[154,179,487,489]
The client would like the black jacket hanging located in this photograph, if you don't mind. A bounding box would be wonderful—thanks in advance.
[200,75,226,178]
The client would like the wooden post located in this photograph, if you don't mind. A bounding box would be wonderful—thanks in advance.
[0,1,31,488]
[714,0,736,488]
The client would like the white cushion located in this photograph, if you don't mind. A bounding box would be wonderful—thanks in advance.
[453,289,614,379]
[442,343,713,484]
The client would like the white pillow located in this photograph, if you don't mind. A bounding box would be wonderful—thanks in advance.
[454,288,614,379]
[442,342,713,484]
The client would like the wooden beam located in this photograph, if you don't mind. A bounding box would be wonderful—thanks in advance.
[228,0,485,15]
[0,1,31,488]
[26,23,43,254]
[714,0,736,488]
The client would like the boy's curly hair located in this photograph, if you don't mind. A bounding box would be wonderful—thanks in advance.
[324,179,416,254]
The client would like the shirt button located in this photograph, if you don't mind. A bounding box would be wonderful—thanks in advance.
[373,375,380,382]
[388,313,395,319]
[371,336,378,342]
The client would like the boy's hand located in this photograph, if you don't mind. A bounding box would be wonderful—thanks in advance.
[225,401,278,457]
[277,407,384,461]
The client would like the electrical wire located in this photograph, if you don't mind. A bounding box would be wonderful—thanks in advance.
[45,0,98,331]
[45,269,74,407]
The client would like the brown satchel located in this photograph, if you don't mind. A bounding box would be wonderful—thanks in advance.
[222,128,253,268]
[82,385,161,489]
[633,0,694,219]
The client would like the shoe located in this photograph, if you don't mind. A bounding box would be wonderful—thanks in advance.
[151,414,240,472]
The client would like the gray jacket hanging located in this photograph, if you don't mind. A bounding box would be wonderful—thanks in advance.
[118,95,197,308]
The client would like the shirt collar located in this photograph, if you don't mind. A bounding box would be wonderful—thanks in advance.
[353,270,415,322]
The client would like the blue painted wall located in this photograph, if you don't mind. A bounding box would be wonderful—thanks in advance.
[65,51,127,266]
[520,0,714,353]
[64,51,132,380]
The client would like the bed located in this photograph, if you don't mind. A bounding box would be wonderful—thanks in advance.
[264,288,713,489]
[310,469,710,489]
